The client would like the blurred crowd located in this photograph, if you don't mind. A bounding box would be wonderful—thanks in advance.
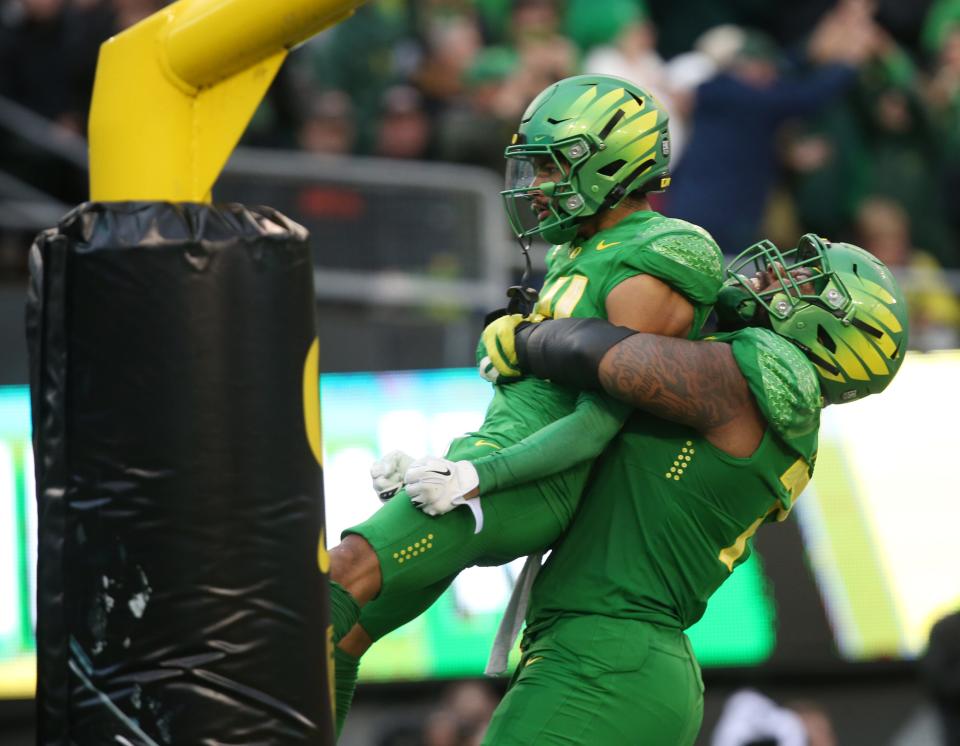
[3,0,960,347]
[367,680,498,746]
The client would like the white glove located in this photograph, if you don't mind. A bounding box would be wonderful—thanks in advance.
[404,457,484,533]
[370,450,415,502]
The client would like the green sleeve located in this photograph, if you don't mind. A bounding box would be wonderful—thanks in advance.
[471,391,631,493]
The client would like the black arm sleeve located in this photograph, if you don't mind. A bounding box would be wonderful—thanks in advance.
[515,318,638,390]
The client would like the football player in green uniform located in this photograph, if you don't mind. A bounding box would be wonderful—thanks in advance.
[326,74,724,733]
[452,235,908,745]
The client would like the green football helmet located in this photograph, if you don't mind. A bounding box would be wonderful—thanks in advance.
[502,74,672,246]
[720,234,909,405]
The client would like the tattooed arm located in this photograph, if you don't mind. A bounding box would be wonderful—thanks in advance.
[597,334,764,457]
[515,319,765,457]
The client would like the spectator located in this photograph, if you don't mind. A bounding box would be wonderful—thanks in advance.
[711,689,839,746]
[922,610,960,746]
[665,3,879,254]
[111,0,161,30]
[787,700,838,746]
[711,689,808,746]
[435,0,574,172]
[0,0,110,201]
[579,0,687,154]
[421,681,498,746]
[789,16,957,268]
[927,18,960,264]
[0,0,107,130]
[891,608,960,746]
[375,85,432,160]
[504,0,577,104]
[414,11,483,105]
[856,196,960,350]
[435,46,518,172]
[859,52,955,265]
[646,0,738,60]
[297,2,411,154]
[298,89,356,155]
[923,0,960,57]
[564,0,648,53]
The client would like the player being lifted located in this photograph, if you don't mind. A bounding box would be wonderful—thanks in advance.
[449,235,908,744]
[326,73,724,732]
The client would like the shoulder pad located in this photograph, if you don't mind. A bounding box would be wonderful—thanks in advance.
[634,217,724,285]
[732,328,822,440]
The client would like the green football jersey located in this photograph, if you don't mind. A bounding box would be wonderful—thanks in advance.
[475,209,724,448]
[525,327,822,634]
[533,210,722,334]
[470,211,723,520]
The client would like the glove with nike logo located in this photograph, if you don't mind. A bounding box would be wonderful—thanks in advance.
[370,449,415,502]
[404,457,484,532]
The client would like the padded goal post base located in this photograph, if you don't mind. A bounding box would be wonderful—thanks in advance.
[26,202,332,745]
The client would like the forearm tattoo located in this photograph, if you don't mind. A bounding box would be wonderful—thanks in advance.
[598,335,753,431]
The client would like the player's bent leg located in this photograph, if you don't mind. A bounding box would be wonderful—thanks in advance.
[358,573,455,642]
[335,577,455,736]
[330,534,382,605]
[481,617,703,746]
[344,486,480,596]
[338,624,373,658]
[334,625,372,738]
[334,644,361,738]
[328,534,381,646]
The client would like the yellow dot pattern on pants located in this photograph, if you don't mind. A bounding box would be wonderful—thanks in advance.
[665,440,696,480]
[396,535,436,563]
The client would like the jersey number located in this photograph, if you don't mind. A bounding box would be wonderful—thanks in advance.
[535,275,589,319]
[717,457,811,572]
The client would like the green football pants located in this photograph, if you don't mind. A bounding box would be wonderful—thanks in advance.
[344,437,569,640]
[482,616,704,746]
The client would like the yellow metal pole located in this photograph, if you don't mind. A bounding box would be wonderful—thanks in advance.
[88,0,365,202]
[165,0,360,89]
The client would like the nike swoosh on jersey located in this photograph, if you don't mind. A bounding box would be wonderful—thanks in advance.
[474,439,501,449]
[525,656,544,667]
[595,240,621,251]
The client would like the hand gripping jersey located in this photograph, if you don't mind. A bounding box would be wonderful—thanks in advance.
[469,211,724,524]
[524,326,822,634]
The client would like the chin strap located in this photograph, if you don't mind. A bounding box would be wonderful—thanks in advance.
[506,235,540,316]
